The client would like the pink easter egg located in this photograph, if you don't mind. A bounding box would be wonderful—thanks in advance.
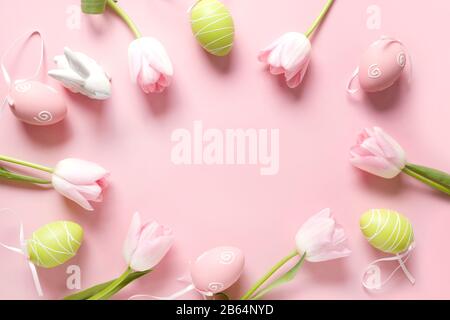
[190,246,244,294]
[8,80,67,126]
[358,37,408,92]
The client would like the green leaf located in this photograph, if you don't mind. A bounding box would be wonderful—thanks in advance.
[250,253,306,300]
[406,164,450,187]
[64,279,115,300]
[63,270,150,300]
[404,163,450,196]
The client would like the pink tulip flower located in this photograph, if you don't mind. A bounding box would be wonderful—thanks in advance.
[242,207,350,300]
[350,127,406,179]
[52,158,109,211]
[295,208,351,262]
[123,212,174,272]
[258,32,312,88]
[64,212,174,300]
[257,0,335,90]
[128,37,173,94]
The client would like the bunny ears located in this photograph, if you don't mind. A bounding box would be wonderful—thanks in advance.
[48,47,111,100]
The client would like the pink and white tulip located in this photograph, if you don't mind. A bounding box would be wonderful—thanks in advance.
[128,37,173,94]
[52,158,109,211]
[350,127,406,179]
[258,32,311,88]
[242,207,350,300]
[64,212,174,300]
[295,208,351,262]
[123,212,174,272]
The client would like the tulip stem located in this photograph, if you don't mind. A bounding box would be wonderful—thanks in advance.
[88,267,133,300]
[107,0,142,39]
[403,163,450,196]
[305,0,334,38]
[0,155,53,173]
[64,269,150,300]
[0,167,51,185]
[240,250,299,300]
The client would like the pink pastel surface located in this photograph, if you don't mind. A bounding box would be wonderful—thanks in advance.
[0,0,449,300]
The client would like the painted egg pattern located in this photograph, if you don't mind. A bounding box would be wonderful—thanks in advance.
[190,0,235,57]
[27,221,83,268]
[360,209,414,254]
[8,80,67,126]
[190,246,244,294]
[358,38,408,92]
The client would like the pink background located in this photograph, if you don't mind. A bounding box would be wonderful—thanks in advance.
[0,0,450,300]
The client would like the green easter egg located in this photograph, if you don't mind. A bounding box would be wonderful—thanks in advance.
[81,0,107,14]
[190,0,235,56]
[360,209,414,254]
[27,221,83,268]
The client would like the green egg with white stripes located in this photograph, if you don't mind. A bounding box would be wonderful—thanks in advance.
[360,209,414,254]
[27,221,83,268]
[190,0,235,56]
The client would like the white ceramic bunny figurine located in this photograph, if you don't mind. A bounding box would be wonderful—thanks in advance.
[48,47,111,100]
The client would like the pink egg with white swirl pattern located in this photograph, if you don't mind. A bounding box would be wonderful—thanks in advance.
[190,246,244,294]
[358,36,409,93]
[7,80,67,126]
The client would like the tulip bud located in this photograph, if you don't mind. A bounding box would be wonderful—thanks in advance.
[52,158,109,211]
[350,127,406,179]
[128,37,173,94]
[295,208,351,262]
[123,212,174,271]
[258,32,312,88]
[27,221,83,268]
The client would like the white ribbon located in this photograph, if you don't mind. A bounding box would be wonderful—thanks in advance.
[1,30,45,113]
[128,272,216,300]
[129,283,198,300]
[346,35,412,95]
[362,244,415,290]
[0,209,44,297]
[346,66,360,94]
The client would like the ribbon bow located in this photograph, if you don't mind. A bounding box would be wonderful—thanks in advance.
[0,209,43,296]
[362,243,415,290]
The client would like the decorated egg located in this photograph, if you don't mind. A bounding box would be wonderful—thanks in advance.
[81,0,107,14]
[190,0,235,56]
[358,37,408,92]
[27,221,83,268]
[190,246,244,294]
[8,80,67,126]
[360,209,414,254]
